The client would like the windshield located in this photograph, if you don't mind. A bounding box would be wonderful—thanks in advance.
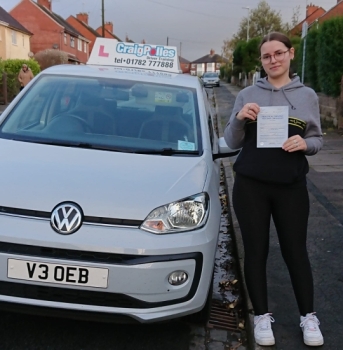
[0,75,201,155]
[203,73,218,78]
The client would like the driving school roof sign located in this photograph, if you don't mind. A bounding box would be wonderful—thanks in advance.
[87,38,180,73]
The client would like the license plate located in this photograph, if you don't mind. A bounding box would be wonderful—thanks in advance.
[7,258,109,289]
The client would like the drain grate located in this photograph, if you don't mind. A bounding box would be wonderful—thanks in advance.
[207,300,239,331]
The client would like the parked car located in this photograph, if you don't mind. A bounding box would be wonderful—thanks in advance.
[201,72,220,87]
[0,39,238,323]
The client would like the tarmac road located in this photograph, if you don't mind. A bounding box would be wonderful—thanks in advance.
[215,82,343,350]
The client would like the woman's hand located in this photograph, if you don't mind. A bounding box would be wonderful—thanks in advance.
[282,136,307,152]
[236,103,260,121]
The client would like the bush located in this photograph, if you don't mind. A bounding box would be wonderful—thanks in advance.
[318,17,343,97]
[34,49,68,70]
[305,29,320,91]
[1,59,40,101]
[290,36,301,78]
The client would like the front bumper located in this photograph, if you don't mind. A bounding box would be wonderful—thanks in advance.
[203,80,220,87]
[0,213,219,322]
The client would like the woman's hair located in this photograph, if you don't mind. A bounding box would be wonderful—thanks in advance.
[259,32,292,51]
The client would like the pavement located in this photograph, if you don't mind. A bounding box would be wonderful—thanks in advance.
[215,82,343,350]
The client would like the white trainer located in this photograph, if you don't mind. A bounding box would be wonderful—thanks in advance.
[254,313,275,346]
[300,313,324,346]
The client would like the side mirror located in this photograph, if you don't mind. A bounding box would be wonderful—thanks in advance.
[213,137,240,160]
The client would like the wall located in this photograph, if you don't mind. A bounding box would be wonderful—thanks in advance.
[10,1,63,54]
[0,25,31,60]
[66,16,93,56]
[5,29,31,59]
[0,26,5,59]
[318,93,343,129]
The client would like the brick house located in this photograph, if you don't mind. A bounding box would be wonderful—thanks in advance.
[0,6,32,60]
[190,49,228,76]
[95,22,122,41]
[179,56,191,74]
[66,13,101,55]
[10,0,90,64]
[316,0,343,24]
[290,3,326,36]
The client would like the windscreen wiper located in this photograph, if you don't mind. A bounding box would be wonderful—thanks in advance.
[23,139,134,153]
[134,148,199,156]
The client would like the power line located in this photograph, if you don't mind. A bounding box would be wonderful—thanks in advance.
[143,0,229,19]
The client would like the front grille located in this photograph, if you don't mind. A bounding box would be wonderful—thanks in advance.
[0,281,142,308]
[0,206,142,227]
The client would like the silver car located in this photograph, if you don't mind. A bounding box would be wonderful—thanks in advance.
[201,72,220,87]
[0,57,237,323]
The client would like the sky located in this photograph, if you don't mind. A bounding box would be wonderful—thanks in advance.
[1,0,339,61]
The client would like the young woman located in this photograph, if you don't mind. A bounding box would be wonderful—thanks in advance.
[224,32,324,347]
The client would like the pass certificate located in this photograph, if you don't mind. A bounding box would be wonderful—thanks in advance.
[257,106,289,148]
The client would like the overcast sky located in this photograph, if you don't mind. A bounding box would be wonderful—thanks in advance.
[2,0,338,61]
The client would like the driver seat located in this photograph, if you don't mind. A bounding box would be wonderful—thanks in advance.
[139,106,192,143]
[70,92,116,135]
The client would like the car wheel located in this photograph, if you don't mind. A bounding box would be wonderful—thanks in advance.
[185,276,213,324]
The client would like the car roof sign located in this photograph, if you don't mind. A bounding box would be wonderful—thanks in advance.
[87,38,181,73]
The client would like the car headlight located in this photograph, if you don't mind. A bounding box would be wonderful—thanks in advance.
[141,193,209,234]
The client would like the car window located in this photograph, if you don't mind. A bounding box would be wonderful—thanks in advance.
[203,73,218,78]
[0,75,202,155]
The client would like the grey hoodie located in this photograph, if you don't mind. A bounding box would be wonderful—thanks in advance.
[224,77,323,184]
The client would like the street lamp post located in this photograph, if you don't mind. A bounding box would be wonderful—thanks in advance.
[242,6,250,41]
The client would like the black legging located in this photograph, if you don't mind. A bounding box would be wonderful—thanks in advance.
[232,174,314,316]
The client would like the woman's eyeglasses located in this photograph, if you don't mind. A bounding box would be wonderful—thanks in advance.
[260,49,290,64]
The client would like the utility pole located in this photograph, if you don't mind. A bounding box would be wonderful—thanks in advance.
[167,37,169,46]
[242,7,250,41]
[102,0,105,37]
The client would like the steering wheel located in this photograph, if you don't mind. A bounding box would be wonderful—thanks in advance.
[48,113,92,133]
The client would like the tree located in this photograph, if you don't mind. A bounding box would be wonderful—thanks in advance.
[317,17,343,97]
[232,1,288,46]
[233,37,261,75]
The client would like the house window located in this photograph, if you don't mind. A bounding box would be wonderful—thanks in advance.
[64,33,67,45]
[207,63,215,72]
[70,37,75,48]
[191,64,196,69]
[78,39,82,51]
[12,30,17,45]
[185,64,189,69]
[84,42,87,53]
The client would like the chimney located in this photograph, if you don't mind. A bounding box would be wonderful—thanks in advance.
[104,21,113,33]
[37,0,51,11]
[76,13,88,25]
[306,3,319,17]
[210,49,215,56]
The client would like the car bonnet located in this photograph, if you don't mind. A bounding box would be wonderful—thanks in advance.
[0,140,208,220]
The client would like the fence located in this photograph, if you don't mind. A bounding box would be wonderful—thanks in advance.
[0,72,21,105]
